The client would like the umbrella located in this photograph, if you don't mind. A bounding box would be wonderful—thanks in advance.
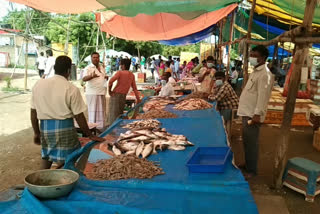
[150,54,168,61]
[118,51,132,58]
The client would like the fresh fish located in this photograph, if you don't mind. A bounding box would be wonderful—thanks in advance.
[154,131,169,138]
[130,135,151,141]
[133,130,158,139]
[125,150,135,155]
[120,142,139,151]
[112,145,122,156]
[135,141,144,157]
[168,145,186,151]
[152,143,158,154]
[176,141,194,146]
[142,143,153,158]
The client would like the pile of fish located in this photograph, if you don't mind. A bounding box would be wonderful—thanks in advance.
[123,119,161,129]
[137,109,178,119]
[143,97,177,112]
[87,154,164,180]
[180,91,210,101]
[174,98,213,111]
[112,127,194,158]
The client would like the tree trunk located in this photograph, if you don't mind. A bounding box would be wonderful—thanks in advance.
[273,0,317,189]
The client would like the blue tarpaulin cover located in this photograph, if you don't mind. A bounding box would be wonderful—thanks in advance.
[0,104,258,214]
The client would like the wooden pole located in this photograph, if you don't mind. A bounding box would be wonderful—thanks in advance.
[64,14,71,55]
[218,21,223,71]
[247,36,320,45]
[226,11,235,78]
[243,0,257,87]
[273,0,317,189]
[24,8,30,91]
[96,25,99,52]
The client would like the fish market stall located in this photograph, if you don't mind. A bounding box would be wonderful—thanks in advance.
[0,100,258,213]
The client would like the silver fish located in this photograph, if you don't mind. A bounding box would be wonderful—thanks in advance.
[176,141,194,146]
[142,143,153,158]
[130,135,151,141]
[120,142,139,151]
[125,150,136,155]
[135,141,144,157]
[168,145,185,151]
[112,145,122,156]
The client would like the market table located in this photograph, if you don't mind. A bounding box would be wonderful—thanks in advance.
[0,104,258,214]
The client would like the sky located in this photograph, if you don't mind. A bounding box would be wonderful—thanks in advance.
[0,0,26,20]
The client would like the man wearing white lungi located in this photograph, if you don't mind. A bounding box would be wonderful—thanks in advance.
[82,52,108,131]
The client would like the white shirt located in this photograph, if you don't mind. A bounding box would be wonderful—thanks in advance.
[31,75,87,120]
[231,70,239,80]
[170,63,175,73]
[174,61,180,73]
[83,64,106,95]
[37,56,47,70]
[237,64,274,122]
[44,56,56,79]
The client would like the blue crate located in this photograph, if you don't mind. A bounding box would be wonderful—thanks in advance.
[186,147,231,173]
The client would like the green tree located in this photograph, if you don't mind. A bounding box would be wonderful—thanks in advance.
[162,43,200,57]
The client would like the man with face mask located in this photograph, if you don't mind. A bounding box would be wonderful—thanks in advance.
[198,56,216,94]
[208,72,238,122]
[31,56,104,169]
[237,45,274,177]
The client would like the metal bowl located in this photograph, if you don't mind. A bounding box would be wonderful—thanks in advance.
[24,169,79,199]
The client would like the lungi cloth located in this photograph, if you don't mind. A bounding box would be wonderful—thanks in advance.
[109,93,126,125]
[40,119,80,163]
[86,95,106,129]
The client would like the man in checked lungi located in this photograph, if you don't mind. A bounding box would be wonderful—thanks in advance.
[82,52,108,131]
[31,56,104,169]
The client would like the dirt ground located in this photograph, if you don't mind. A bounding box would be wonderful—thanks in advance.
[1,68,320,213]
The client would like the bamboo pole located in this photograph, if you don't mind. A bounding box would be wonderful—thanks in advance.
[218,21,223,71]
[218,36,246,48]
[64,14,71,55]
[226,12,235,78]
[24,8,30,91]
[273,0,317,189]
[243,0,257,87]
[247,36,320,45]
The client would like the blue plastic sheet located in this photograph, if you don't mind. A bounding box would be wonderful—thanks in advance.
[0,106,258,214]
[159,25,215,46]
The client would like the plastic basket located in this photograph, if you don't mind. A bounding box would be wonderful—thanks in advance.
[186,147,231,173]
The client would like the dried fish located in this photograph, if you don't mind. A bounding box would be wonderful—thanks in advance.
[112,145,122,156]
[123,119,161,129]
[168,145,186,151]
[87,155,165,180]
[143,97,176,112]
[174,98,213,111]
[136,141,144,157]
[142,143,153,158]
[137,109,178,119]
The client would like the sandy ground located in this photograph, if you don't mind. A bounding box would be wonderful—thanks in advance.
[1,68,320,213]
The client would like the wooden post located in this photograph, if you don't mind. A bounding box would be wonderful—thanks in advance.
[64,14,71,55]
[273,0,317,189]
[243,0,257,87]
[24,7,30,91]
[226,11,235,78]
[218,21,223,71]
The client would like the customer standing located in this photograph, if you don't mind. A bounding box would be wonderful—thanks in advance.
[82,52,108,131]
[108,59,141,124]
[36,52,47,78]
[237,45,274,177]
[43,50,56,79]
[31,56,104,169]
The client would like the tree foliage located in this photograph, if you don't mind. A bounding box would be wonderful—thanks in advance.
[1,9,201,62]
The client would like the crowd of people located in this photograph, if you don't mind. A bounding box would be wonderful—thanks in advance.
[31,45,274,179]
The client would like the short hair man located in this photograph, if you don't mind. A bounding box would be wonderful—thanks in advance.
[209,72,238,122]
[36,52,47,77]
[31,56,104,169]
[43,49,55,79]
[198,56,216,93]
[82,52,108,130]
[108,59,141,124]
[237,45,274,177]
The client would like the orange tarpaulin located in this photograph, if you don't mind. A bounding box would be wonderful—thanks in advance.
[96,4,238,41]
